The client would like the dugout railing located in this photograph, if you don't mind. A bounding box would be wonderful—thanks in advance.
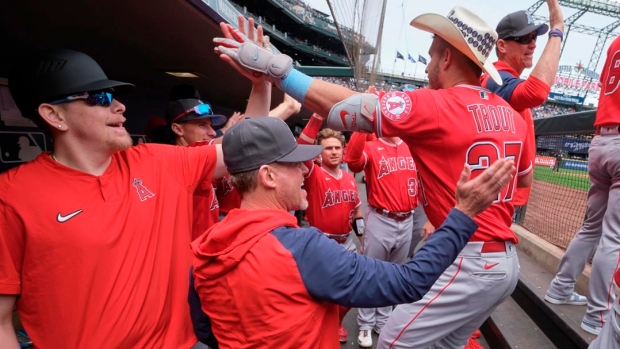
[522,111,596,249]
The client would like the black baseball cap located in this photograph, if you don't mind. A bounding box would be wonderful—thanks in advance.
[496,10,548,39]
[222,117,323,174]
[166,98,226,126]
[8,49,134,118]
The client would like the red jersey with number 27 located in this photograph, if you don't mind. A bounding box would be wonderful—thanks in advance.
[304,163,361,235]
[377,85,533,243]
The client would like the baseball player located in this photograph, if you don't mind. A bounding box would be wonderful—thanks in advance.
[166,98,227,240]
[191,117,517,349]
[297,113,363,343]
[211,5,533,347]
[545,34,620,336]
[482,0,565,224]
[0,48,230,349]
[344,131,418,348]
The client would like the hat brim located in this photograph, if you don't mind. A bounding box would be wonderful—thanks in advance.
[511,23,549,38]
[411,14,503,85]
[178,113,227,127]
[75,79,135,95]
[277,144,323,163]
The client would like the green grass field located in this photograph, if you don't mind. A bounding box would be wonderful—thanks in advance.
[533,165,590,191]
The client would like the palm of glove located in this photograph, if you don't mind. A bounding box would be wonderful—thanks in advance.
[214,29,293,84]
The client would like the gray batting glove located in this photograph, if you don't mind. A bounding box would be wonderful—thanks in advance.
[214,28,293,84]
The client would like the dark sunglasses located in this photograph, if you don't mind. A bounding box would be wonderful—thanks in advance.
[171,103,214,123]
[49,90,114,107]
[505,33,537,45]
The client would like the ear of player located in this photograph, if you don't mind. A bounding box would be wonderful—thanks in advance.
[213,28,293,84]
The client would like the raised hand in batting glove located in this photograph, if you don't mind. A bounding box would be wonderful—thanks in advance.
[214,17,293,85]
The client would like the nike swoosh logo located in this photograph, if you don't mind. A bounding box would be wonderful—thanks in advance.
[484,262,499,270]
[377,147,384,150]
[251,47,259,61]
[57,209,83,223]
[340,110,349,126]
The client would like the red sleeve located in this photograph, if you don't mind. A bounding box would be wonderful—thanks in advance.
[343,132,369,173]
[518,131,534,177]
[509,75,550,111]
[144,143,217,194]
[298,114,324,170]
[0,203,22,294]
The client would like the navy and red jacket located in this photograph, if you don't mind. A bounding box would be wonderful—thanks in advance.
[191,207,477,349]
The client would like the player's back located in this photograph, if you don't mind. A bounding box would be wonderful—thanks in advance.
[378,85,532,242]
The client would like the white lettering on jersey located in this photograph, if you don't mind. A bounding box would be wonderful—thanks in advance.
[377,156,416,179]
[467,104,516,134]
[322,189,358,208]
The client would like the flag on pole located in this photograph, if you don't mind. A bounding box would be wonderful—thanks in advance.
[396,51,404,60]
[408,53,416,64]
[418,55,428,65]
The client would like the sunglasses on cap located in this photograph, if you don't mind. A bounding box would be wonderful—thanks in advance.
[505,33,537,45]
[171,103,213,123]
[49,90,114,107]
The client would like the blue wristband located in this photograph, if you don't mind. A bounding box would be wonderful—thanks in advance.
[280,69,313,103]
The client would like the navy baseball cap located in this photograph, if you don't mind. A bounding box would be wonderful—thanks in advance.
[496,10,548,39]
[166,98,226,126]
[222,117,323,174]
[9,49,134,118]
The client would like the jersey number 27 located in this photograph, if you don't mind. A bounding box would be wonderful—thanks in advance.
[466,141,522,203]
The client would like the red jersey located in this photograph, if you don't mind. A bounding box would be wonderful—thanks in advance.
[215,175,242,215]
[482,61,551,205]
[0,144,217,349]
[346,134,418,212]
[192,182,219,240]
[188,141,219,240]
[377,86,533,243]
[304,164,361,235]
[595,35,620,126]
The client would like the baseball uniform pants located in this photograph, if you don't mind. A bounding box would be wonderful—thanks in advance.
[546,134,620,327]
[377,241,519,348]
[408,205,427,258]
[589,299,620,348]
[357,207,413,332]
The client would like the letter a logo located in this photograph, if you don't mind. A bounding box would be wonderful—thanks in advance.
[133,178,155,202]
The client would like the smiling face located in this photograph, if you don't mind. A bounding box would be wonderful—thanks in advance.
[272,161,309,211]
[499,31,538,73]
[172,118,217,146]
[60,98,132,152]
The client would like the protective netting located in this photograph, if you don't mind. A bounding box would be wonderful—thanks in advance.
[519,132,592,249]
[325,0,387,90]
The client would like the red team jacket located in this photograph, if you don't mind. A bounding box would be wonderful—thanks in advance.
[376,86,533,243]
[191,207,481,348]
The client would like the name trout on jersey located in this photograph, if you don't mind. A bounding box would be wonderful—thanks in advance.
[322,188,358,208]
[468,104,516,134]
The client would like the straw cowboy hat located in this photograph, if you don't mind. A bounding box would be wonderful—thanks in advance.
[410,5,502,85]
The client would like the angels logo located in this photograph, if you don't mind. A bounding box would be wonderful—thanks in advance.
[133,178,155,202]
[380,92,412,121]
[220,176,234,196]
